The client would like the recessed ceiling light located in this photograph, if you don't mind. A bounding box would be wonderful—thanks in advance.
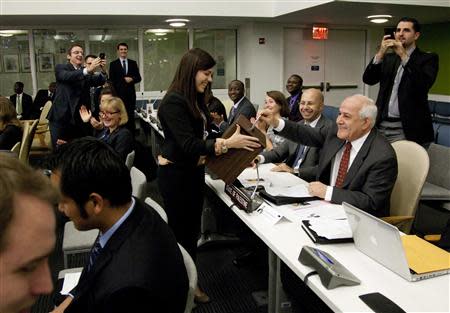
[367,15,392,24]
[145,29,173,34]
[165,18,190,23]
[169,22,186,27]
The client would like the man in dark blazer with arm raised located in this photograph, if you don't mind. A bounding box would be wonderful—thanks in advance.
[227,80,256,125]
[47,45,106,148]
[109,42,142,135]
[260,94,398,217]
[50,138,188,313]
[256,88,332,182]
[363,17,438,147]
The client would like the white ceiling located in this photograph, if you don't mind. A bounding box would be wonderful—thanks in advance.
[1,1,449,28]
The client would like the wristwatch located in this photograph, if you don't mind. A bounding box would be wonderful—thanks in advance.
[221,141,228,154]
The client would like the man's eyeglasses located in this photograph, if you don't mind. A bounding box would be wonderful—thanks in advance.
[99,111,120,118]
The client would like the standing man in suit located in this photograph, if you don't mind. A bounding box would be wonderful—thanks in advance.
[227,80,256,124]
[10,81,33,120]
[256,88,332,182]
[285,74,303,122]
[260,94,398,217]
[0,156,59,313]
[109,42,141,135]
[32,81,56,119]
[47,44,106,148]
[363,17,439,147]
[50,137,188,313]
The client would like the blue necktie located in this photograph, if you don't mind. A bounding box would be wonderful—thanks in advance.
[122,60,127,75]
[87,239,102,272]
[292,144,306,168]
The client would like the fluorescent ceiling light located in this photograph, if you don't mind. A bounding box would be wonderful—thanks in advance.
[0,30,27,35]
[367,15,392,24]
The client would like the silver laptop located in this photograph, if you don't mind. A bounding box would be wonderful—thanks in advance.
[343,202,450,282]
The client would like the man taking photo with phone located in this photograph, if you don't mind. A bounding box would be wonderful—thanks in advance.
[363,17,438,148]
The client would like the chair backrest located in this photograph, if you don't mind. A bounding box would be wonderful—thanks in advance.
[144,197,168,223]
[39,100,52,124]
[19,119,39,163]
[390,140,429,230]
[125,150,135,170]
[130,166,146,200]
[427,143,450,190]
[178,243,197,313]
[10,141,21,155]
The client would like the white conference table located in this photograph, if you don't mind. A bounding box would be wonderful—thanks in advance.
[138,111,450,313]
[205,164,450,313]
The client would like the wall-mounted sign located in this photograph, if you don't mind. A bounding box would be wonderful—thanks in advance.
[312,26,328,40]
[311,65,320,71]
[259,37,265,44]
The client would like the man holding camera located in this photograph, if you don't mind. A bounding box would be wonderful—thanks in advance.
[48,44,106,148]
[109,42,142,135]
[363,17,439,147]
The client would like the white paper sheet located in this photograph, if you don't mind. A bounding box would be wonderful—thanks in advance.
[264,185,312,198]
[60,271,82,295]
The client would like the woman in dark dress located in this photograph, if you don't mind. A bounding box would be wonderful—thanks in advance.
[0,97,22,150]
[157,48,260,303]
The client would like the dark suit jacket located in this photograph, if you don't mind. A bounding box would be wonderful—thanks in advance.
[109,58,141,112]
[228,97,256,125]
[98,126,134,161]
[363,48,439,144]
[262,115,332,182]
[10,93,33,119]
[286,92,302,122]
[32,89,54,119]
[48,63,105,125]
[67,199,188,313]
[0,124,22,150]
[158,91,215,167]
[279,122,398,216]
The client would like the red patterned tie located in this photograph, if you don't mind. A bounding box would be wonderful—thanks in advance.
[335,142,352,188]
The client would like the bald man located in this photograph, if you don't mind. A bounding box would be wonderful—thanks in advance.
[256,88,333,182]
[260,94,397,216]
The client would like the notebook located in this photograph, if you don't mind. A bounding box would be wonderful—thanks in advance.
[343,202,450,282]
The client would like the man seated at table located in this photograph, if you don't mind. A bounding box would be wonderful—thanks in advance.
[259,94,398,217]
[260,94,398,313]
[255,88,333,182]
[50,137,188,313]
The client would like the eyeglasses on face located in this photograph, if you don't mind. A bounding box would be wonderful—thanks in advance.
[99,111,120,118]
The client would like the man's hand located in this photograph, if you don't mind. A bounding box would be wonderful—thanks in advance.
[258,108,280,128]
[124,77,133,83]
[271,163,294,173]
[86,57,103,74]
[391,40,408,61]
[376,35,395,60]
[308,181,327,199]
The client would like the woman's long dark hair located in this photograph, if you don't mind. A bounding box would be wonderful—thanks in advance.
[165,48,216,119]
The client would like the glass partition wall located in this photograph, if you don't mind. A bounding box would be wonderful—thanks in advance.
[0,27,236,97]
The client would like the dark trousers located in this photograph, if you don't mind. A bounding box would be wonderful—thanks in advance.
[158,164,205,260]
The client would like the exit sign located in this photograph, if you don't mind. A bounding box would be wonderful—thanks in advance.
[312,26,328,40]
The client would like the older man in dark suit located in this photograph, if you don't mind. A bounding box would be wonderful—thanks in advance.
[260,94,397,217]
[227,80,256,125]
[256,88,332,182]
[50,138,188,313]
[47,45,106,148]
[109,42,142,135]
[363,17,438,147]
